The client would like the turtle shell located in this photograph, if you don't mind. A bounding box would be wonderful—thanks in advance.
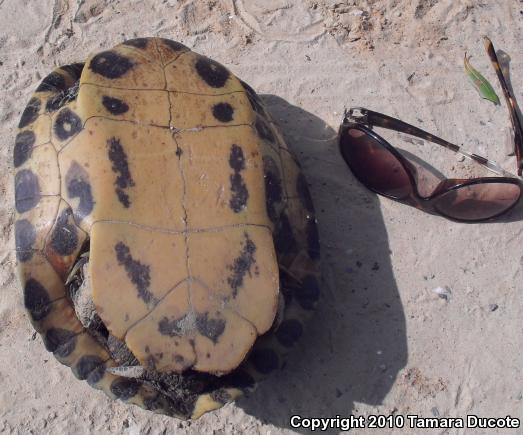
[14,37,321,419]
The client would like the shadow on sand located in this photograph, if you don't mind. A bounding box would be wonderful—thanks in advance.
[236,95,408,433]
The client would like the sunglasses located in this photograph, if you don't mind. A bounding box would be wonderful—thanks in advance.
[339,37,523,222]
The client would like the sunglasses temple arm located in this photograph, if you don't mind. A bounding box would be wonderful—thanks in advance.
[483,36,523,176]
[358,108,515,177]
[363,109,460,151]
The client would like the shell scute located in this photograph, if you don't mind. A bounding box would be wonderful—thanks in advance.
[82,44,165,89]
[59,119,185,232]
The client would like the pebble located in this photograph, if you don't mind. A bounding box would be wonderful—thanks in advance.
[432,286,452,301]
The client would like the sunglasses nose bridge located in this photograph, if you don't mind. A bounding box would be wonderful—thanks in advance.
[431,178,471,197]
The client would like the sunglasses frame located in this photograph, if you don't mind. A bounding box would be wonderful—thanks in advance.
[340,119,523,221]
[339,37,523,222]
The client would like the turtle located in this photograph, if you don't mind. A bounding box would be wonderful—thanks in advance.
[14,37,321,419]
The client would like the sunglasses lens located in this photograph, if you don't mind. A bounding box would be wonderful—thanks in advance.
[341,127,412,199]
[434,182,521,221]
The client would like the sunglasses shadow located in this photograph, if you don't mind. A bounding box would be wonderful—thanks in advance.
[235,95,408,433]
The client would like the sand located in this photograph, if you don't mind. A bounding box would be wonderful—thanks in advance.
[1,1,522,434]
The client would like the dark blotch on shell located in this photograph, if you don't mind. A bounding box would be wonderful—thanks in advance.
[89,51,134,79]
[115,189,130,208]
[296,173,315,213]
[229,173,248,213]
[54,108,82,141]
[18,97,41,128]
[229,144,248,213]
[122,38,149,49]
[66,162,95,221]
[162,39,187,52]
[255,116,275,143]
[239,79,256,97]
[107,137,135,208]
[306,219,320,260]
[114,242,154,304]
[227,233,256,297]
[294,274,320,310]
[15,219,36,262]
[24,278,51,321]
[14,130,36,168]
[86,363,107,386]
[196,312,226,344]
[15,169,41,213]
[212,102,234,123]
[275,319,303,347]
[274,213,297,255]
[76,355,105,380]
[102,96,129,115]
[239,79,265,115]
[44,328,77,357]
[195,56,230,88]
[158,315,184,337]
[229,144,245,172]
[249,348,279,374]
[110,378,141,400]
[59,63,84,80]
[46,81,80,113]
[279,270,295,306]
[49,207,79,256]
[263,156,283,223]
[36,72,66,93]
[46,95,65,113]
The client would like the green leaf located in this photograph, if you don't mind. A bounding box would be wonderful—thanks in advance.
[464,53,500,105]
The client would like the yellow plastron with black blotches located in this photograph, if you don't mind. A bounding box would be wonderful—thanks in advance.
[14,37,321,419]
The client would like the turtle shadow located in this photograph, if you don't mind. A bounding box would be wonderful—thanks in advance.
[235,96,408,433]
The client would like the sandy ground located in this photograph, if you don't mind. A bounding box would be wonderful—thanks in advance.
[1,1,522,434]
